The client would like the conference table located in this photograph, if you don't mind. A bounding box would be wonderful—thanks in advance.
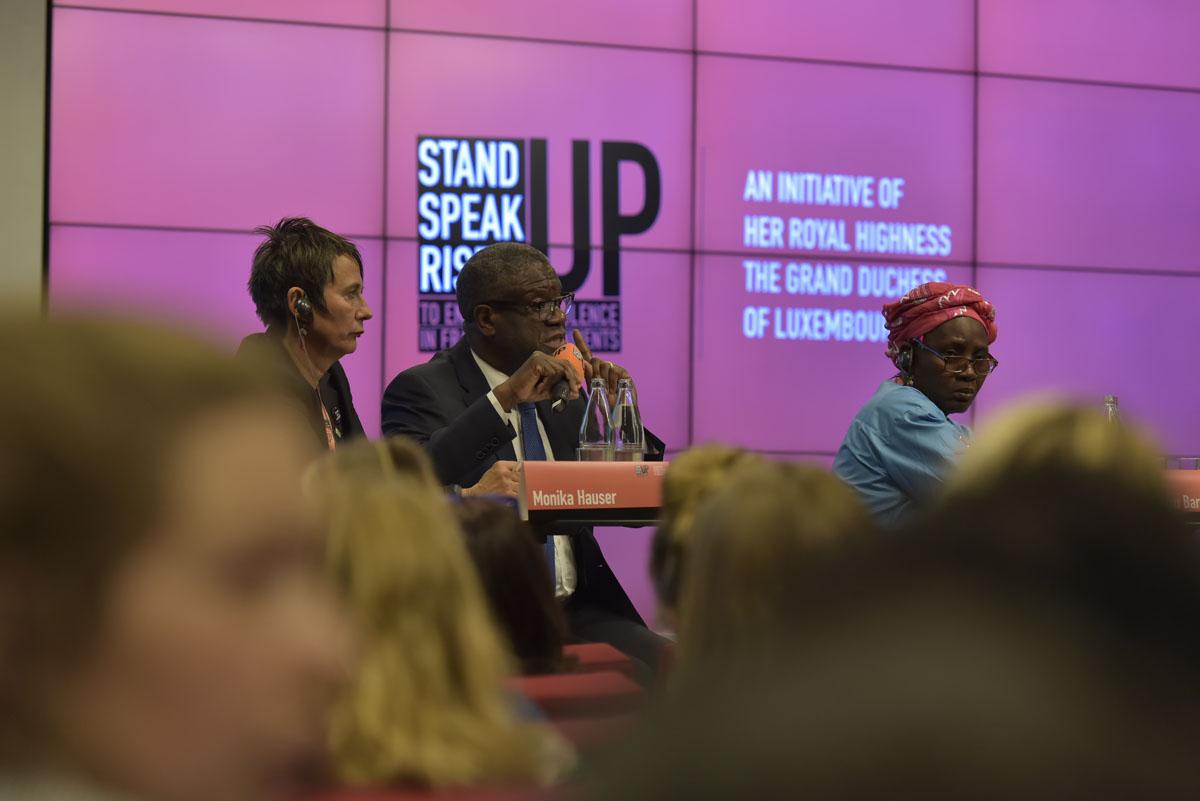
[1167,470,1200,529]
[517,464,1200,529]
[518,460,667,528]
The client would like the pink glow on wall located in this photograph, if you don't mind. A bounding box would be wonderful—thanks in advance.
[698,0,973,70]
[973,266,1200,455]
[977,77,1200,273]
[53,0,385,27]
[391,0,692,50]
[50,9,384,234]
[980,0,1200,90]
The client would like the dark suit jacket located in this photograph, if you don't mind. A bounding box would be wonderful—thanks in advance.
[381,338,664,625]
[236,332,365,452]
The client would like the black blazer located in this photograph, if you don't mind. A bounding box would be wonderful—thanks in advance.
[381,338,665,624]
[236,332,365,452]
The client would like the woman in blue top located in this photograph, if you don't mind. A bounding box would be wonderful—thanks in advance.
[834,283,999,527]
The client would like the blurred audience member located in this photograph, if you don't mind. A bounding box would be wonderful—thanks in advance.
[455,499,572,676]
[675,461,874,666]
[591,562,1200,801]
[307,435,441,493]
[240,217,373,452]
[914,400,1199,682]
[592,401,1200,800]
[0,318,348,801]
[322,471,572,788]
[649,444,761,632]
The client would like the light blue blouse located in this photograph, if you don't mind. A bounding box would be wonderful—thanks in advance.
[833,380,971,527]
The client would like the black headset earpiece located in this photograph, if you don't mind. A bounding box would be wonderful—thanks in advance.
[294,294,313,322]
[898,344,914,376]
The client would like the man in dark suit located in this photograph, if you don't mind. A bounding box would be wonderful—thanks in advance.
[237,217,371,453]
[381,242,667,671]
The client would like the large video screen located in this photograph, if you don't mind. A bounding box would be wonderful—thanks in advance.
[697,0,973,71]
[977,76,1200,273]
[691,55,974,451]
[979,0,1200,91]
[48,0,1200,620]
[49,9,384,234]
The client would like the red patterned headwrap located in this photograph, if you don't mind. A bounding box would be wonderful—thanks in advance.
[883,282,997,369]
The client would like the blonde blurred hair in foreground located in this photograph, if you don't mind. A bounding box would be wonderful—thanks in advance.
[677,461,874,665]
[916,398,1190,641]
[321,448,567,788]
[594,404,1200,801]
[650,444,761,621]
[308,435,441,492]
[946,397,1169,502]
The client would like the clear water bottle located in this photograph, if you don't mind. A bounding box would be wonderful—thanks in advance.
[1103,394,1120,424]
[612,378,645,462]
[577,377,613,461]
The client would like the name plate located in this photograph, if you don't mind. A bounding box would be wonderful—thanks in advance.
[1167,469,1200,513]
[519,461,668,522]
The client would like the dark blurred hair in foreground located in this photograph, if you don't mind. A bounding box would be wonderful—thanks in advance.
[454,498,571,675]
[0,315,304,771]
[915,400,1199,686]
[590,563,1200,800]
[590,401,1200,800]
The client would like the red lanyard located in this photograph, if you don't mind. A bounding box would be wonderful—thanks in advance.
[319,396,337,451]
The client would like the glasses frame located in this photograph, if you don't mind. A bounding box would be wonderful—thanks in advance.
[483,292,575,321]
[911,338,999,376]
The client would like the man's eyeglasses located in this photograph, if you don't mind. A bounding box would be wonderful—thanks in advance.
[912,339,999,376]
[484,292,574,320]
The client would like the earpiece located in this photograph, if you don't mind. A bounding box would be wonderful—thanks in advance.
[284,289,334,450]
[898,344,914,376]
[294,295,313,322]
[290,292,314,340]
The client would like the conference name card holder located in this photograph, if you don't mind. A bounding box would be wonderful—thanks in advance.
[1167,470,1200,526]
[518,461,668,527]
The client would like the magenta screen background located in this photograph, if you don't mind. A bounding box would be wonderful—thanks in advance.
[48,1,1200,623]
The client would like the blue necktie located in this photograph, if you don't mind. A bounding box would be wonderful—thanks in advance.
[518,403,555,585]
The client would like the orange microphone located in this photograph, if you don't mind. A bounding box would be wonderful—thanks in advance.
[551,342,585,412]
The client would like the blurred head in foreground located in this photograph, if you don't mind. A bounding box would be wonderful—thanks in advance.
[454,498,570,676]
[307,435,441,492]
[321,453,568,788]
[675,461,874,666]
[593,401,1200,800]
[935,398,1177,539]
[915,399,1198,683]
[0,317,348,801]
[592,560,1200,801]
[649,444,761,630]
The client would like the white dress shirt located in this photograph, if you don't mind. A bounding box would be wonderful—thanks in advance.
[470,350,577,599]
